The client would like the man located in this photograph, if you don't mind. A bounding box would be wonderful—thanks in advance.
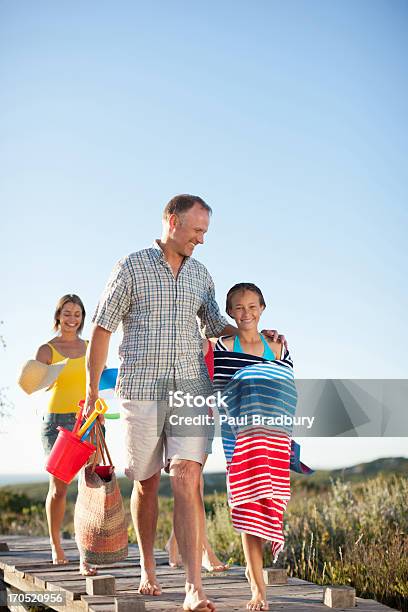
[86,195,284,612]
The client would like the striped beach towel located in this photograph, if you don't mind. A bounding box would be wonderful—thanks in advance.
[214,340,297,561]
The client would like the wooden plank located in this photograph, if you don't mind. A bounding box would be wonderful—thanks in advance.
[29,566,310,595]
[47,580,87,601]
[27,560,172,586]
[0,554,70,571]
[5,586,28,612]
[8,542,78,550]
[34,571,90,589]
[85,576,116,596]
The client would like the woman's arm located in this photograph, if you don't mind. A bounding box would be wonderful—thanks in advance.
[35,344,52,365]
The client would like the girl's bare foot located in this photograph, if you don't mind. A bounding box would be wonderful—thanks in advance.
[165,538,183,568]
[183,584,215,611]
[246,591,269,610]
[138,569,162,596]
[245,567,268,610]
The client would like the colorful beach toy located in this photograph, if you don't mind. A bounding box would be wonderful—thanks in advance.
[77,398,108,438]
[99,368,118,391]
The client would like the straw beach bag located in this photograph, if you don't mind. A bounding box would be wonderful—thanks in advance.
[74,421,128,564]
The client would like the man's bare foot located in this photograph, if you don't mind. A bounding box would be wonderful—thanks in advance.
[202,548,228,572]
[183,585,216,611]
[138,569,162,596]
[165,538,183,568]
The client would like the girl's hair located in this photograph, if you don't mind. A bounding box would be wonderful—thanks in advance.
[226,283,266,315]
[53,294,86,334]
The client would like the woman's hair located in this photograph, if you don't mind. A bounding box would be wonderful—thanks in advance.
[53,294,86,334]
[226,283,266,316]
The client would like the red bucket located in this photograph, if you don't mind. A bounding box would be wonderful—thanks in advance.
[94,465,114,481]
[46,427,96,484]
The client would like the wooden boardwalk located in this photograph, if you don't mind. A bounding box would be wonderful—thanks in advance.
[0,536,397,611]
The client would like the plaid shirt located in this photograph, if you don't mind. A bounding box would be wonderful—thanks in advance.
[93,241,228,400]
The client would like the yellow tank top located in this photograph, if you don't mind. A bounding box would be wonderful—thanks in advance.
[47,342,87,414]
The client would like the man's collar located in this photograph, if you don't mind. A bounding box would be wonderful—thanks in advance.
[151,239,191,267]
[152,240,164,257]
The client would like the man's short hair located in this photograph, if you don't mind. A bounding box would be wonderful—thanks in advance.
[163,194,212,219]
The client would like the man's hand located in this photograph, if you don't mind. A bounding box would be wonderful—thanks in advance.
[84,391,98,418]
[261,329,288,350]
[84,390,105,425]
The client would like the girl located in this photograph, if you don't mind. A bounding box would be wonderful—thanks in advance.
[214,283,295,611]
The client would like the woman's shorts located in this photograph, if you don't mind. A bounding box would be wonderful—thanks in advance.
[41,412,77,456]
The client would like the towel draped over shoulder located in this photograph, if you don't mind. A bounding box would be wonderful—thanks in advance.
[214,339,296,561]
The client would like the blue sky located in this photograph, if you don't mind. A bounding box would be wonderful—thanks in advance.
[1,1,407,477]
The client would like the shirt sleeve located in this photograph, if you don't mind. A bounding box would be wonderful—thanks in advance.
[92,257,132,333]
[198,275,228,339]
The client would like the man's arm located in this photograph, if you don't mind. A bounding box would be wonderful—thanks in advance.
[219,324,238,337]
[85,324,112,415]
[86,256,132,416]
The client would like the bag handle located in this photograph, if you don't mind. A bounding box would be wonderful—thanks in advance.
[96,420,114,466]
[90,420,113,471]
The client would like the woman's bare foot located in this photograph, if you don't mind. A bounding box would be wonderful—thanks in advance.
[201,548,228,572]
[51,544,68,565]
[165,537,182,568]
[138,569,162,596]
[183,584,215,611]
[79,560,97,576]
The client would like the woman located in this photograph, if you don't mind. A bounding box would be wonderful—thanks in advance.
[36,294,95,576]
[214,283,296,611]
[165,338,228,572]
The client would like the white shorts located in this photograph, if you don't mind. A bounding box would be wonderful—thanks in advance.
[121,399,211,481]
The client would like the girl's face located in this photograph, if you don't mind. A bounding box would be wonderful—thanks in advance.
[228,290,264,331]
[58,302,83,334]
